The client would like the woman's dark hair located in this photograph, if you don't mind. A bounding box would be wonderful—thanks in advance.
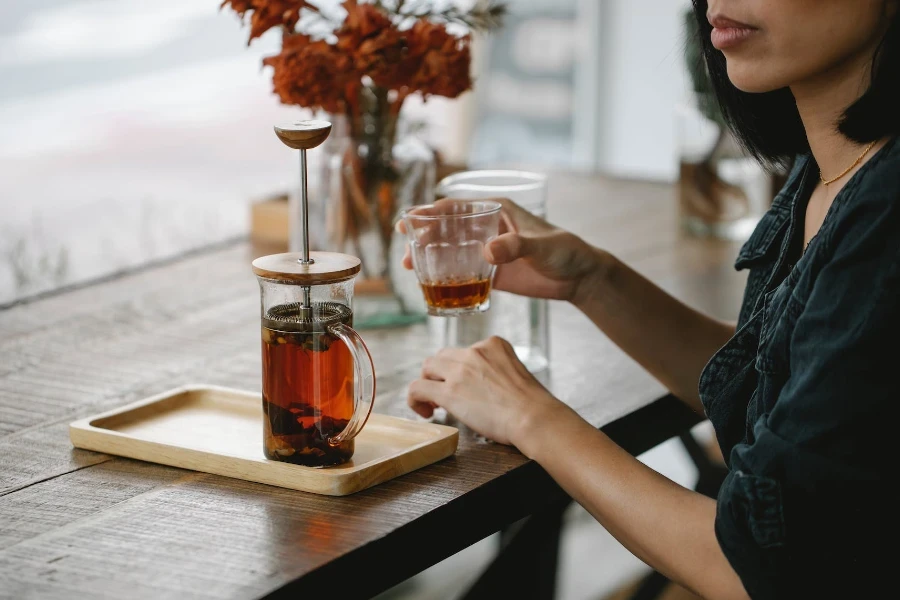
[691,1,900,168]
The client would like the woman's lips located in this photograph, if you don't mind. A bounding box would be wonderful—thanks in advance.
[708,15,758,50]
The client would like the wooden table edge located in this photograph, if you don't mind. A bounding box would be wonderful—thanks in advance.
[259,394,702,599]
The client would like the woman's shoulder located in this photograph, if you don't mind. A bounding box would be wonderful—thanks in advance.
[821,137,900,249]
[796,138,900,320]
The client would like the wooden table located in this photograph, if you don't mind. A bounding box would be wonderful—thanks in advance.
[0,173,747,599]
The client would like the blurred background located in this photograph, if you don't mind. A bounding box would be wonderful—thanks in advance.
[0,0,693,307]
[1,1,722,598]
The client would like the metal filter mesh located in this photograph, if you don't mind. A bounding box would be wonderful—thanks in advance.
[263,301,352,333]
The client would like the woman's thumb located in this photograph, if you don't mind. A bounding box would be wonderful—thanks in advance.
[486,233,532,264]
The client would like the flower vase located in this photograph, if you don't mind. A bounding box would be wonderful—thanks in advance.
[300,96,435,328]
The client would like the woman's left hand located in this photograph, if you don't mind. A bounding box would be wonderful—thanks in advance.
[408,336,563,446]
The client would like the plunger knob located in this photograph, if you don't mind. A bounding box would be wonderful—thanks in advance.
[273,119,332,150]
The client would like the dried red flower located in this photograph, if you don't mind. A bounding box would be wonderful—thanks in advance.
[221,0,310,42]
[403,19,472,98]
[336,5,407,88]
[226,0,483,112]
[263,34,360,113]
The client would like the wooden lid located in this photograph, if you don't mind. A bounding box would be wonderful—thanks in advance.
[252,252,361,284]
[274,120,332,150]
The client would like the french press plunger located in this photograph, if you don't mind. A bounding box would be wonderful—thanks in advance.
[252,120,375,467]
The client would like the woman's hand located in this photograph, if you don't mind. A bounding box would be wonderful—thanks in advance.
[398,197,602,303]
[407,336,566,447]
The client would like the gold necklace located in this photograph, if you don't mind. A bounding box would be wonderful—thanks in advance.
[819,140,877,185]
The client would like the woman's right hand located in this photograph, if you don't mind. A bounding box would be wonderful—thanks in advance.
[399,197,602,303]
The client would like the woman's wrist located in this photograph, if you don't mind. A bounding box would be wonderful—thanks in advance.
[571,246,616,310]
[512,391,585,461]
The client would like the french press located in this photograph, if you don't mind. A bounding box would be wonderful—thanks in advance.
[252,120,375,467]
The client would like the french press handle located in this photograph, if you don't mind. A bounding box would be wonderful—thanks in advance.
[325,323,375,445]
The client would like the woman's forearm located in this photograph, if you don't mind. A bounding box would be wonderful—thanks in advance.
[573,249,735,412]
[516,406,749,600]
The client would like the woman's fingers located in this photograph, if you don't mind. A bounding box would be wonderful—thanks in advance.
[406,335,555,446]
[421,356,444,381]
[498,209,518,236]
[411,349,473,417]
[494,197,554,233]
[407,379,443,418]
[422,348,469,380]
[402,245,413,269]
[397,195,555,272]
[485,232,534,264]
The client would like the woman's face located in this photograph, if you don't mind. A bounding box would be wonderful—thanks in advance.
[706,0,894,93]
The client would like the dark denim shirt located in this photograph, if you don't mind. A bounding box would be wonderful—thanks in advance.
[699,137,899,599]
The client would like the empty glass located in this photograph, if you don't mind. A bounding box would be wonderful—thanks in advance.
[434,170,550,373]
[400,199,502,316]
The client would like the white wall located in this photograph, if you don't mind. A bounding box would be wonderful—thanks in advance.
[592,0,691,182]
[409,0,693,182]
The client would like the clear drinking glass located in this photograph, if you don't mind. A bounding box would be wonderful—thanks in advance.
[400,200,502,316]
[434,170,550,373]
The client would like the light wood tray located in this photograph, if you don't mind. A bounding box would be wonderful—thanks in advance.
[69,385,458,496]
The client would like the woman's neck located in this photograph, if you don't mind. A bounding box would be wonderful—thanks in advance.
[792,45,881,181]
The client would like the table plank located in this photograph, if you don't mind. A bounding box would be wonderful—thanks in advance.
[0,173,746,599]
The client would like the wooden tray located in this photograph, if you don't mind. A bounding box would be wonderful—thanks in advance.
[69,385,458,496]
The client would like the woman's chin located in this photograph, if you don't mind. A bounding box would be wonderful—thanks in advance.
[725,63,787,94]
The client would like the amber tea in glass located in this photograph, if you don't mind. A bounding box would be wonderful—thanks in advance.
[262,303,357,466]
[420,278,492,310]
[401,199,502,316]
[432,170,551,373]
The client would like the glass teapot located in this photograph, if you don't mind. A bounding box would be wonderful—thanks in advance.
[252,251,375,467]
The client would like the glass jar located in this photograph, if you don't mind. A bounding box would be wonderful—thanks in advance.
[252,251,375,467]
[433,170,551,373]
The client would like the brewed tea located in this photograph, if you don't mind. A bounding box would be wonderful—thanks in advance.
[261,302,354,467]
[260,119,374,468]
[420,278,491,310]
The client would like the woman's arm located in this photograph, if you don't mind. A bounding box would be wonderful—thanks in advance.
[518,403,748,600]
[571,249,736,412]
[402,198,735,410]
[408,338,750,600]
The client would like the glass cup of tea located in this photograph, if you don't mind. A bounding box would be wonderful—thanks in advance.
[400,199,502,316]
[252,251,376,467]
[433,170,551,373]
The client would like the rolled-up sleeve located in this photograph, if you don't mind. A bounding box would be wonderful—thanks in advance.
[715,189,899,598]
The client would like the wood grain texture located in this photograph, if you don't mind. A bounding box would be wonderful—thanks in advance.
[273,120,332,150]
[0,173,746,599]
[251,251,361,284]
[70,385,459,496]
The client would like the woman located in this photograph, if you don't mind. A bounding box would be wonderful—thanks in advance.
[402,1,899,598]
